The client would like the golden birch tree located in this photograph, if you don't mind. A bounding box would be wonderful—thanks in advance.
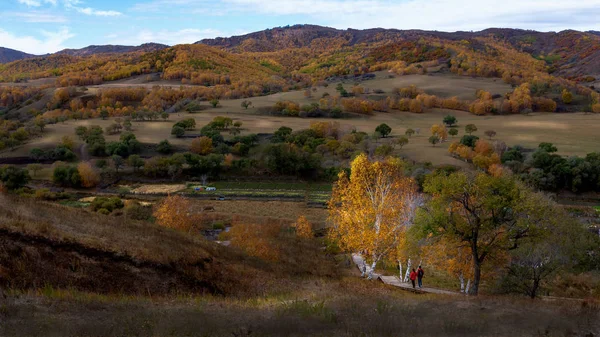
[328,154,421,279]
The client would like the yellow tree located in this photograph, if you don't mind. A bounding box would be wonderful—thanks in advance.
[328,154,421,279]
[190,136,213,155]
[153,195,198,233]
[430,124,448,141]
[421,235,474,293]
[77,162,100,188]
[293,215,313,239]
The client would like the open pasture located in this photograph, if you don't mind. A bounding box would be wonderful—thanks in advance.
[2,73,599,166]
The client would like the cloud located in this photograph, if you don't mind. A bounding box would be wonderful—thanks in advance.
[64,0,123,16]
[108,28,223,46]
[17,0,57,6]
[10,11,67,23]
[0,27,75,54]
[73,7,122,16]
[218,0,600,31]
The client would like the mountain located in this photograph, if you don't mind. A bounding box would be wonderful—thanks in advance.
[199,25,600,79]
[56,43,169,57]
[0,47,35,63]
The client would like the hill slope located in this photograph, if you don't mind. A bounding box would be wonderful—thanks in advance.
[0,47,35,64]
[56,43,169,57]
[199,25,600,80]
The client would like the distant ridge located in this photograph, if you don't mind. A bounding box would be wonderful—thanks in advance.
[0,43,169,64]
[0,47,35,64]
[56,43,169,57]
[198,24,600,78]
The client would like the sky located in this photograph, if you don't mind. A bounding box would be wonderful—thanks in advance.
[1,0,600,55]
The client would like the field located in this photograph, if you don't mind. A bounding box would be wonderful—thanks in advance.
[3,72,600,167]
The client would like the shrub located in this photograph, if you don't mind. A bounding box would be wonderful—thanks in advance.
[90,197,124,213]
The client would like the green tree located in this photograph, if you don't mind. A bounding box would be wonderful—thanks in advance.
[210,99,220,108]
[421,172,552,295]
[157,140,173,154]
[171,125,185,138]
[161,112,169,121]
[112,155,125,173]
[27,163,43,177]
[428,135,440,146]
[393,136,409,149]
[241,100,252,109]
[375,123,392,138]
[272,126,293,143]
[405,128,415,137]
[443,115,457,127]
[449,128,458,137]
[465,124,477,135]
[128,155,145,172]
[0,166,30,190]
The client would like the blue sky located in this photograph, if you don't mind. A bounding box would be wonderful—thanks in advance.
[1,0,600,54]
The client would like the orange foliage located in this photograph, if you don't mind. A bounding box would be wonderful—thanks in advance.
[293,215,313,239]
[190,136,213,155]
[153,195,199,233]
[77,162,100,188]
[430,124,448,141]
[229,222,282,262]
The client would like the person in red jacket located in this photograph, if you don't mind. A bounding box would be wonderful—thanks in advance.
[409,268,417,289]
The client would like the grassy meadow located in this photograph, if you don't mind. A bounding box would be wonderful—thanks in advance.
[3,72,600,168]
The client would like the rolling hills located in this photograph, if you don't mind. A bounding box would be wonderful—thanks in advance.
[0,47,34,63]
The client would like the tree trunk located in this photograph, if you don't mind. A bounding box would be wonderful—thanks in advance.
[459,274,465,293]
[368,259,378,280]
[398,260,402,280]
[465,279,471,295]
[403,259,412,282]
[471,259,481,296]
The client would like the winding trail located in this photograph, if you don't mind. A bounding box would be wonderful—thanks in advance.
[352,254,461,296]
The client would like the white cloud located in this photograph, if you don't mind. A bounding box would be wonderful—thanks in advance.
[64,0,123,16]
[0,27,74,54]
[108,28,223,46]
[73,7,122,16]
[220,0,600,31]
[11,11,67,23]
[17,0,57,7]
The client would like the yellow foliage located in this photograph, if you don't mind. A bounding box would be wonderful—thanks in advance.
[430,124,448,141]
[153,195,198,233]
[328,154,420,273]
[190,136,213,155]
[229,222,282,261]
[77,162,100,188]
[293,215,313,239]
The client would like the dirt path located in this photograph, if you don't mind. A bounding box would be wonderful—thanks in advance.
[352,254,460,296]
[78,143,89,161]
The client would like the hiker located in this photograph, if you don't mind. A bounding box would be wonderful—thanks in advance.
[409,268,417,289]
[417,266,424,288]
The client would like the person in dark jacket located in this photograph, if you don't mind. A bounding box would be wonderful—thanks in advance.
[417,266,425,288]
[409,268,417,289]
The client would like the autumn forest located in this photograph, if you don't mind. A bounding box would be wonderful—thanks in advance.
[1,24,600,336]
